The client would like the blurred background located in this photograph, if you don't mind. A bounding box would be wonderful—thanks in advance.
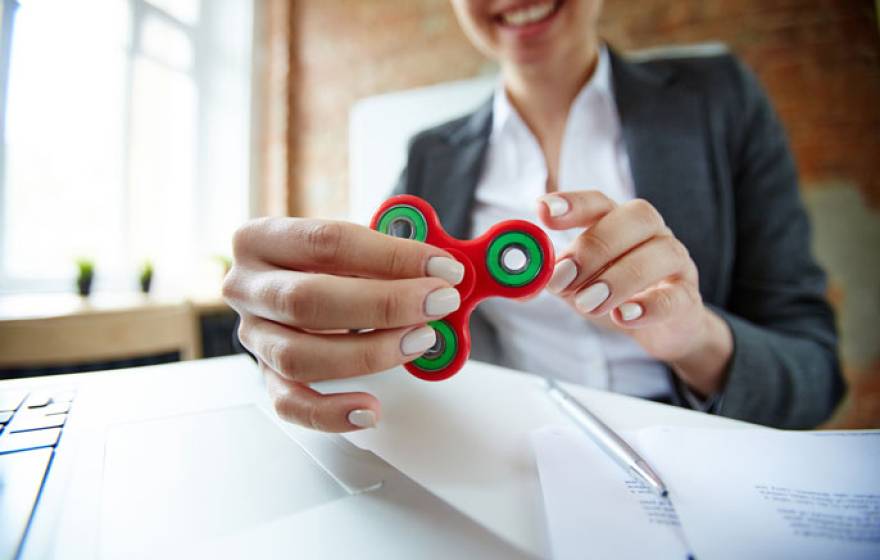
[0,0,878,427]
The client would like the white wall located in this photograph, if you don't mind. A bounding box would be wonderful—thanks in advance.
[348,74,496,225]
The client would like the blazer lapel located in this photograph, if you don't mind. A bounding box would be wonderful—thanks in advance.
[609,50,721,298]
[419,98,493,239]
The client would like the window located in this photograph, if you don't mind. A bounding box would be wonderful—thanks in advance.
[1,0,253,295]
[0,0,18,258]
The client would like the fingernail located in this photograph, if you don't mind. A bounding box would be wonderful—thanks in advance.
[619,302,644,321]
[427,256,465,285]
[547,259,578,294]
[348,409,377,429]
[401,325,436,355]
[575,282,610,313]
[424,287,460,317]
[540,194,570,217]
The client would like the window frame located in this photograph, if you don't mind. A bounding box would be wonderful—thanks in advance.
[119,0,201,289]
[0,0,19,284]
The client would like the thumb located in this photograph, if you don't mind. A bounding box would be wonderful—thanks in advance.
[536,190,617,230]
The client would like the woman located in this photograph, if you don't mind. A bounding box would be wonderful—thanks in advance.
[223,0,842,432]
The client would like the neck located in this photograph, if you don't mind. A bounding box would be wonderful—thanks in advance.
[501,40,600,144]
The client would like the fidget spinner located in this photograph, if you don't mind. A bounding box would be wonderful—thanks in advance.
[371,194,555,381]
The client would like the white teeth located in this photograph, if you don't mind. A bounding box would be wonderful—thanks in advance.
[500,1,555,27]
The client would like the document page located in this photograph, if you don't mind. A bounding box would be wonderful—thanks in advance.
[638,428,880,560]
[531,426,691,560]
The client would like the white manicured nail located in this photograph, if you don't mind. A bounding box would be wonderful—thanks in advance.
[575,282,610,313]
[424,287,460,316]
[401,325,437,355]
[547,259,578,294]
[540,195,570,217]
[348,409,377,429]
[619,302,644,321]
[427,257,465,285]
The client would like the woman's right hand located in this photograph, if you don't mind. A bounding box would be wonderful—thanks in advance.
[222,217,464,433]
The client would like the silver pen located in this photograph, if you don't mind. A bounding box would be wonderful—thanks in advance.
[545,378,668,497]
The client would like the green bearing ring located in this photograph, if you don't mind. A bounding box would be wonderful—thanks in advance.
[486,231,544,287]
[412,320,457,372]
[376,205,428,242]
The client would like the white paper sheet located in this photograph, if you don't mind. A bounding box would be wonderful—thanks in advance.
[531,426,692,560]
[638,428,880,560]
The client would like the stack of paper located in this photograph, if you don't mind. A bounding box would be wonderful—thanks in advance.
[532,426,880,560]
[531,426,691,559]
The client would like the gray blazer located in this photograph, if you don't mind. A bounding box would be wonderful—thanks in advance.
[393,49,844,429]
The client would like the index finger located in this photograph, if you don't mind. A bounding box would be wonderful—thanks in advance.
[233,218,464,282]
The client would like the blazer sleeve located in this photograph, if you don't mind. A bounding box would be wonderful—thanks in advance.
[709,59,844,428]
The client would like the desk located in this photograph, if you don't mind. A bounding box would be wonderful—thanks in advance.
[0,292,228,321]
[0,293,234,368]
[5,355,756,558]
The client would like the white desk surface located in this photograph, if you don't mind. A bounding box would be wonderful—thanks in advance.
[2,355,757,558]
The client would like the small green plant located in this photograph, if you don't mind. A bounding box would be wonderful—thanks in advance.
[75,258,95,296]
[139,260,154,294]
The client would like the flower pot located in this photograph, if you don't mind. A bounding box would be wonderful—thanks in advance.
[140,275,152,294]
[77,276,93,297]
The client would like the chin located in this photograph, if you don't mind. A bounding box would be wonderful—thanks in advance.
[487,0,585,67]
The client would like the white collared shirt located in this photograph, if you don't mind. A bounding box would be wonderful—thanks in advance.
[470,47,671,398]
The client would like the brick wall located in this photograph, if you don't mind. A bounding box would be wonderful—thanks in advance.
[288,0,880,216]
[600,0,880,207]
[291,0,491,216]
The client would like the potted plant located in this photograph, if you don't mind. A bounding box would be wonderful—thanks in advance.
[139,260,154,294]
[75,258,94,297]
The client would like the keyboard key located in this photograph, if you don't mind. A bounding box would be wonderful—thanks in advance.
[0,448,53,560]
[0,412,12,425]
[8,414,67,433]
[39,402,71,416]
[49,390,76,403]
[0,392,26,413]
[0,428,61,454]
[24,394,52,409]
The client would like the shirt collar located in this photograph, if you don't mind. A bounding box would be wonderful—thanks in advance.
[491,45,613,139]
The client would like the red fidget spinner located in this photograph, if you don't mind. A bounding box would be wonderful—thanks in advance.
[371,195,555,381]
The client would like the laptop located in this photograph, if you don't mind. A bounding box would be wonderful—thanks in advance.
[0,356,531,560]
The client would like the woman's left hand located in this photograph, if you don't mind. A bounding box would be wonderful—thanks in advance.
[537,190,733,396]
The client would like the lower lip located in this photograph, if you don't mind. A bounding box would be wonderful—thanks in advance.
[495,1,562,40]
